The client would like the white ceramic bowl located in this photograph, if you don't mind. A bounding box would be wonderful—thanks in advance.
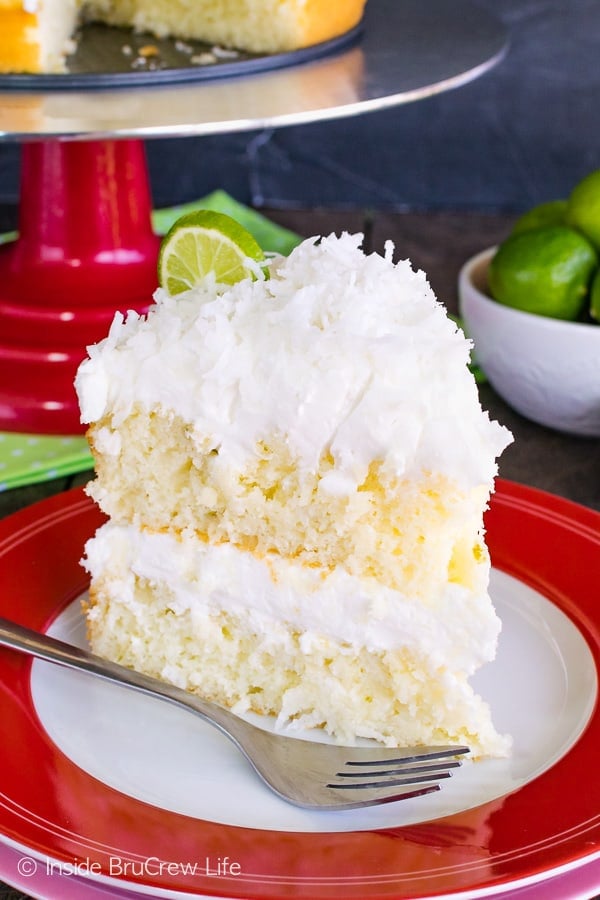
[458,247,600,437]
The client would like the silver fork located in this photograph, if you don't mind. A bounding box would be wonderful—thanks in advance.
[0,616,469,811]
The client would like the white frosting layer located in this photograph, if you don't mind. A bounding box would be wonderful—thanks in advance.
[83,522,501,674]
[76,232,511,491]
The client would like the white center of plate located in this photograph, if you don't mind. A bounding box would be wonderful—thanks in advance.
[31,568,597,834]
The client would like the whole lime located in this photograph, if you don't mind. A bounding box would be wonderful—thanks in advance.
[488,226,598,320]
[566,169,600,249]
[511,199,567,235]
[590,268,600,322]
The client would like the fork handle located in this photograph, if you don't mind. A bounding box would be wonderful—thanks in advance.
[0,615,247,748]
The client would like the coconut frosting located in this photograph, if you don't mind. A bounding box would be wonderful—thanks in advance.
[75,232,512,490]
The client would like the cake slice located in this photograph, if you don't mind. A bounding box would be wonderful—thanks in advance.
[76,228,513,757]
[86,0,367,54]
[0,0,367,73]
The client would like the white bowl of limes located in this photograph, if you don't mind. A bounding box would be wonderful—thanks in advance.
[458,172,600,437]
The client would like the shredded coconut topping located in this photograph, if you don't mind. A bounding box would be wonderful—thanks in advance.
[76,232,512,488]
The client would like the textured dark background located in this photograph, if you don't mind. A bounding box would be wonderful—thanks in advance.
[0,0,597,212]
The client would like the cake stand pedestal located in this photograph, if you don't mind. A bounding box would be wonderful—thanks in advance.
[0,0,508,434]
[0,139,159,433]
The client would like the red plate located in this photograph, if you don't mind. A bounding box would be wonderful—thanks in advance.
[0,480,598,899]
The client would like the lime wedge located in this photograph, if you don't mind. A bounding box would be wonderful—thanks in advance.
[158,209,266,294]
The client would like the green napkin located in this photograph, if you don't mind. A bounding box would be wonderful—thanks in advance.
[0,433,92,492]
[0,192,301,493]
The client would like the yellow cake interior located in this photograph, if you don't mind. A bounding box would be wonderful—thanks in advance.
[87,408,489,599]
[85,573,503,751]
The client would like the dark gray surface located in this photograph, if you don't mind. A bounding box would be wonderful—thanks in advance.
[144,0,600,211]
[0,0,596,210]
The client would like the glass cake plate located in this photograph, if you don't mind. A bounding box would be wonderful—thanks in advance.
[0,0,508,137]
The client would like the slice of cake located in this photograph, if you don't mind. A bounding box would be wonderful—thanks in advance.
[86,0,367,54]
[0,0,367,74]
[76,230,513,757]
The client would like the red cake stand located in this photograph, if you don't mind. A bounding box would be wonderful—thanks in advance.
[0,0,507,434]
[0,139,159,433]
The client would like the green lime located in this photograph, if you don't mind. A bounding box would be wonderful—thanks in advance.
[590,268,600,322]
[511,199,567,235]
[158,209,266,294]
[566,169,600,249]
[488,226,597,320]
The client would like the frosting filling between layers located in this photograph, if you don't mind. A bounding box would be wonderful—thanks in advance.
[83,522,501,671]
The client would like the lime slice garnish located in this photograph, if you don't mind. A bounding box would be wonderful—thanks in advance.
[158,209,266,294]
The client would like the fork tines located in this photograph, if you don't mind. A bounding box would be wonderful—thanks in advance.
[327,745,470,792]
